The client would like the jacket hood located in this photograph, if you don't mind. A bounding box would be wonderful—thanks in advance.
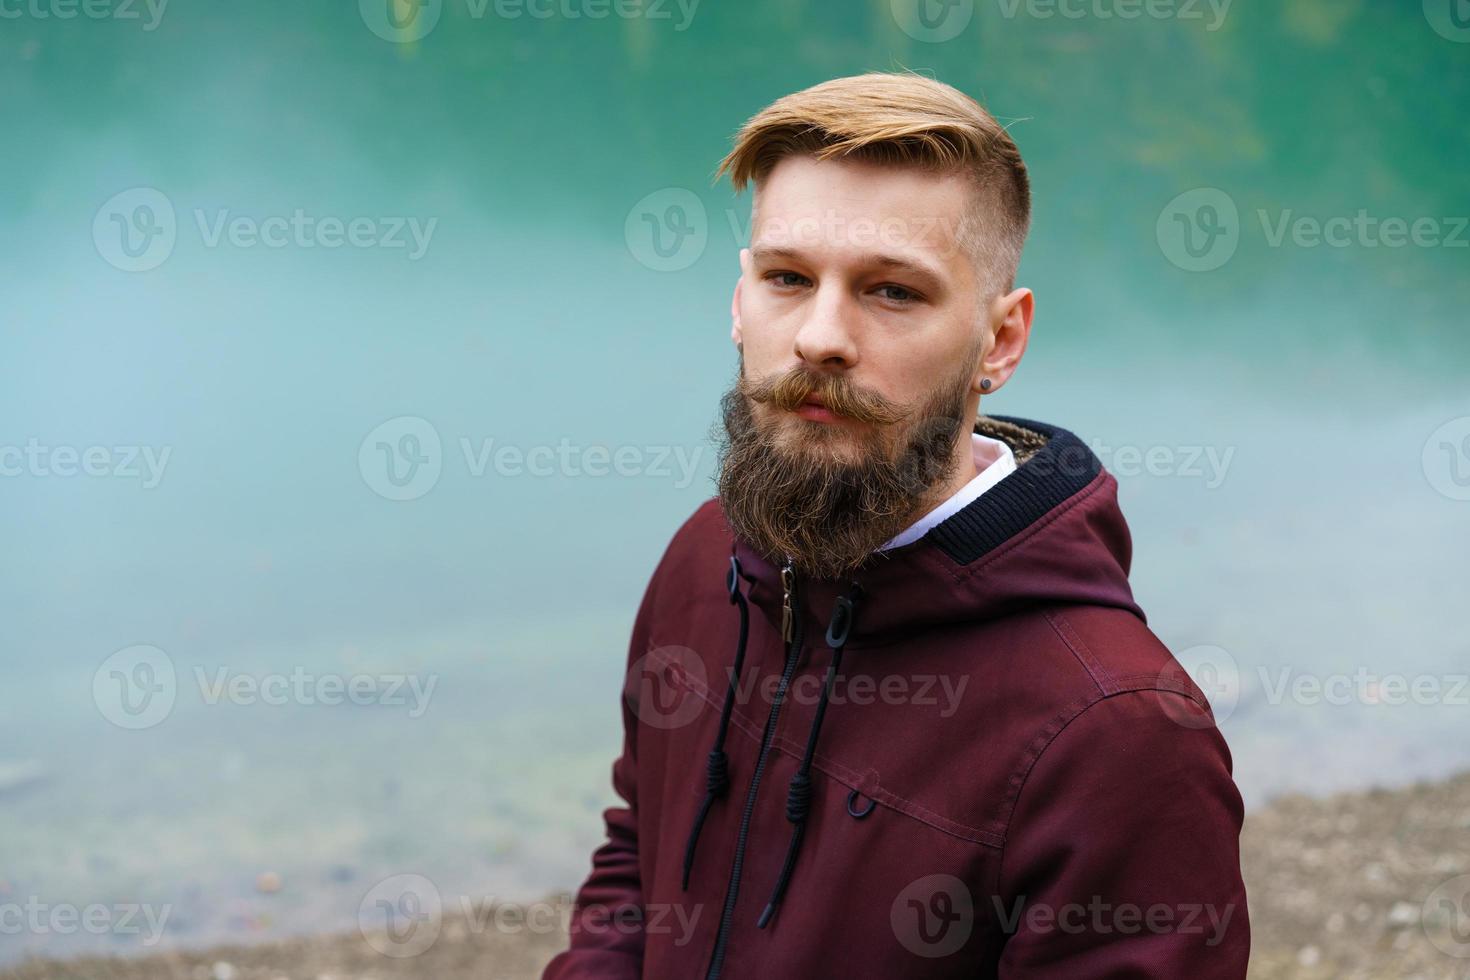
[728,414,1145,649]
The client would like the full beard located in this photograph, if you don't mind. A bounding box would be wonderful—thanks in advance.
[715,353,978,581]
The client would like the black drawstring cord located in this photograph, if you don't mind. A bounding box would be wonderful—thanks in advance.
[757,582,863,929]
[681,555,751,890]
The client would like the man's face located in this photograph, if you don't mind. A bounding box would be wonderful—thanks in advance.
[731,154,989,463]
[717,154,1007,578]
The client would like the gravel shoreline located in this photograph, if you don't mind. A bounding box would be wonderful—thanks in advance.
[9,772,1470,979]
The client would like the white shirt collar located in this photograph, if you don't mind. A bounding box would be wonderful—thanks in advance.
[877,432,1017,552]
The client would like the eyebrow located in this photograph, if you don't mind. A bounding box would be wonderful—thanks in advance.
[749,245,946,286]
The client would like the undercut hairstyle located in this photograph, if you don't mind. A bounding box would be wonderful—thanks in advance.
[715,71,1031,299]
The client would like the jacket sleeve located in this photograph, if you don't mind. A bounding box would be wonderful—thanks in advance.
[541,579,659,980]
[995,690,1251,978]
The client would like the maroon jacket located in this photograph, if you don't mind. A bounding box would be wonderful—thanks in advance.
[545,416,1249,979]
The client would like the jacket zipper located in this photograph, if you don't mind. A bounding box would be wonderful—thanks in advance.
[705,561,802,980]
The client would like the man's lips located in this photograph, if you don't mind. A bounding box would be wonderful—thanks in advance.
[794,395,841,423]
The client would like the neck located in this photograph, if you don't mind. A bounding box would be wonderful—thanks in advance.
[902,428,978,528]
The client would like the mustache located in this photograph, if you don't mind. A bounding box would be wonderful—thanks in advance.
[739,368,908,426]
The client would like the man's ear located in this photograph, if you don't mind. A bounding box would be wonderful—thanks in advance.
[731,248,750,346]
[975,287,1034,395]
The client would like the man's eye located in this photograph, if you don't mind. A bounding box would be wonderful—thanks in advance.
[766,271,811,289]
[875,284,920,303]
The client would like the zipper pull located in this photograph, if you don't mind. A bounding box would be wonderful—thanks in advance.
[780,562,795,643]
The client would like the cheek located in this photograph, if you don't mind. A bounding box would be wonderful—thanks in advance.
[741,281,785,321]
[871,357,966,414]
[859,340,933,398]
[877,322,975,387]
[737,291,795,363]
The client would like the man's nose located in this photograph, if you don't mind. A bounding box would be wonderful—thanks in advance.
[792,284,859,369]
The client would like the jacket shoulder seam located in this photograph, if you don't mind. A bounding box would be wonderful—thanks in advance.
[994,684,1213,891]
[1041,606,1117,695]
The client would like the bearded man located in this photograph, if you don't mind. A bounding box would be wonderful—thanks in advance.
[545,72,1250,979]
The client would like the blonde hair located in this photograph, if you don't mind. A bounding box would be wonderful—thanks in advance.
[715,71,1031,297]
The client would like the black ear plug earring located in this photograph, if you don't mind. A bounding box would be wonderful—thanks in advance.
[980,378,992,391]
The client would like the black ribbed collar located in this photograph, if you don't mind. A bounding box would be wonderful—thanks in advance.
[920,415,1102,566]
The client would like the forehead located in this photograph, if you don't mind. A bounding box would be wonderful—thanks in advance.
[751,154,974,266]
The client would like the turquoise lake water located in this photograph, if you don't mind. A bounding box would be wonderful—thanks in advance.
[1,0,1467,963]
